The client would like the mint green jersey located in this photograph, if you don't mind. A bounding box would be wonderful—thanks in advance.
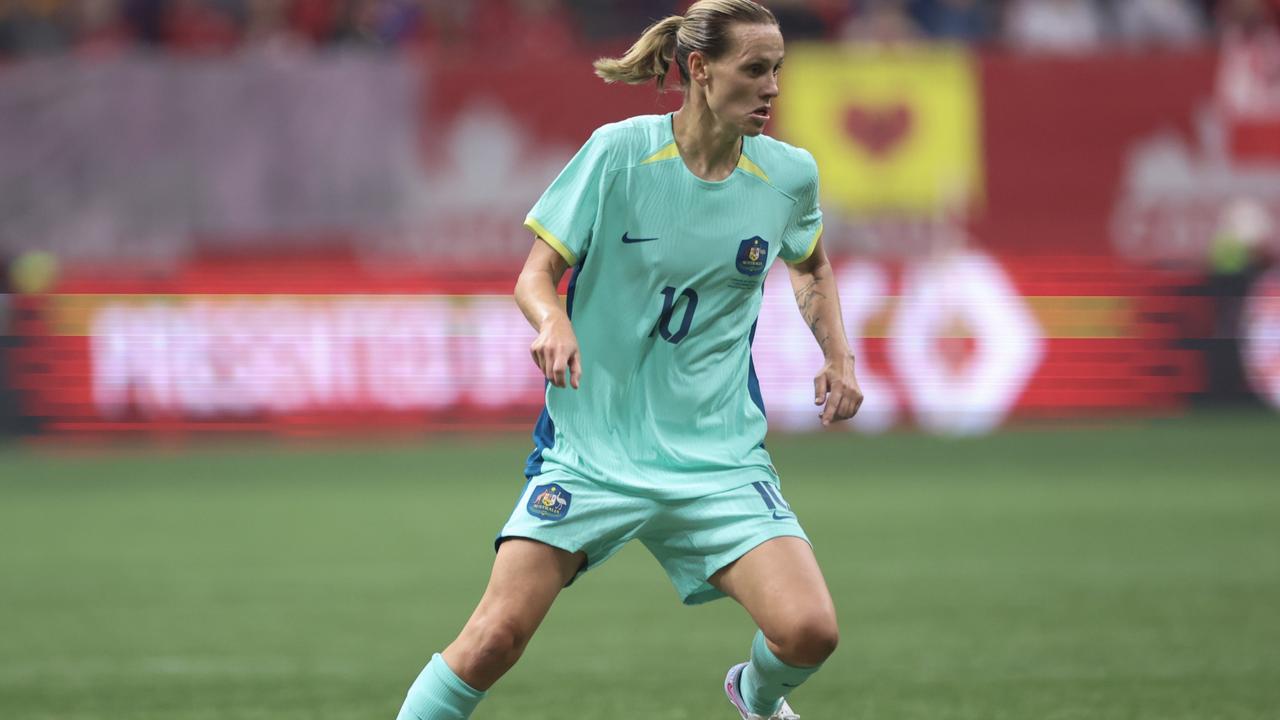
[523,113,823,501]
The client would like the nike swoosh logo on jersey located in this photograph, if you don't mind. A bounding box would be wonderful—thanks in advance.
[622,232,658,244]
[772,512,794,521]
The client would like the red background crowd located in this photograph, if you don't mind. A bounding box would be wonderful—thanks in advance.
[2,0,1278,61]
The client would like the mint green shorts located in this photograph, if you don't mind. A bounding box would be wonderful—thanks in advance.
[496,470,810,605]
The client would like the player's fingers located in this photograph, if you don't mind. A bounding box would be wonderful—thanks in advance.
[821,389,839,426]
[836,392,857,421]
[849,389,865,417]
[832,385,855,419]
[814,374,829,405]
[530,344,549,377]
[569,351,582,390]
[550,354,568,388]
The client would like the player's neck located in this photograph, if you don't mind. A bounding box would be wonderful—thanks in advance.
[672,106,742,182]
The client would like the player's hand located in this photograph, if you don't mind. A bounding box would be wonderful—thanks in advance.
[814,353,863,426]
[530,315,582,389]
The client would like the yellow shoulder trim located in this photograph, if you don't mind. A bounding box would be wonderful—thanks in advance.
[736,153,770,183]
[791,224,823,264]
[524,217,578,266]
[641,143,680,165]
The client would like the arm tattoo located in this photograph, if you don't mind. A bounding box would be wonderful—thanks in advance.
[794,276,832,352]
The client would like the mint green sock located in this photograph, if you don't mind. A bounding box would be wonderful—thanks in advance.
[396,653,487,720]
[740,631,822,716]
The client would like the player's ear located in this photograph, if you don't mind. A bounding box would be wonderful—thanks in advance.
[687,50,709,87]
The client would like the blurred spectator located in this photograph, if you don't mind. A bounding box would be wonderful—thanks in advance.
[1213,0,1280,36]
[243,0,307,52]
[769,0,837,40]
[289,0,340,44]
[123,0,165,45]
[161,0,240,54]
[334,0,420,48]
[397,0,471,52]
[912,0,996,43]
[842,0,924,43]
[1005,0,1106,52]
[73,0,134,56]
[568,0,675,45]
[469,0,576,58]
[810,0,856,38]
[1114,0,1206,47]
[0,0,73,57]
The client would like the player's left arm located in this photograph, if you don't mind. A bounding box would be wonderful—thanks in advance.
[787,238,864,425]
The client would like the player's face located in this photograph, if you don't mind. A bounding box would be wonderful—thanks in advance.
[702,22,784,137]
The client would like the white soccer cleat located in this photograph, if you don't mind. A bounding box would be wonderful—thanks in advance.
[723,662,801,720]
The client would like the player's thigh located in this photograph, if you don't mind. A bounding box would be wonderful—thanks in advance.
[463,537,585,634]
[709,535,837,643]
[444,539,585,687]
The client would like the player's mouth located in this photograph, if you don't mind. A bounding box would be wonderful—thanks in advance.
[750,105,771,121]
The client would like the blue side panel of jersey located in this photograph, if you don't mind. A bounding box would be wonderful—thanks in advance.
[524,251,589,478]
[564,248,588,319]
[747,316,766,418]
[747,308,767,450]
[524,402,555,478]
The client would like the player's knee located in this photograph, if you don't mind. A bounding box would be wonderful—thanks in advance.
[466,615,532,671]
[774,612,839,667]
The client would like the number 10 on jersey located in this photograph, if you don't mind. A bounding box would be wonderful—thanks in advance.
[651,286,699,344]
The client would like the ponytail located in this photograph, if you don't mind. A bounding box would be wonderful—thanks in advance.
[593,15,684,90]
[592,2,777,93]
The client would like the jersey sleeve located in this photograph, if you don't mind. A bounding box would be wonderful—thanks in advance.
[524,128,614,266]
[779,150,824,264]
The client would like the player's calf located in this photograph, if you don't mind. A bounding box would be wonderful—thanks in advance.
[732,628,832,719]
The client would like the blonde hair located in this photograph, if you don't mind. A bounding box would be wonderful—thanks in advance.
[593,0,778,91]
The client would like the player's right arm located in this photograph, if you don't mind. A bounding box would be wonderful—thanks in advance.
[515,237,582,389]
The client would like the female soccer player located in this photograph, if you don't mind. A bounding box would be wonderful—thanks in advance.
[396,2,863,718]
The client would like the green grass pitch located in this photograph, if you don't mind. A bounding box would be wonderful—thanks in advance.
[2,412,1279,719]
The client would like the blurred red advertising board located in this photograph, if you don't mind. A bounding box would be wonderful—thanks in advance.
[7,252,1208,437]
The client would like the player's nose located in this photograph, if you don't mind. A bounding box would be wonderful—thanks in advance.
[762,76,779,99]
